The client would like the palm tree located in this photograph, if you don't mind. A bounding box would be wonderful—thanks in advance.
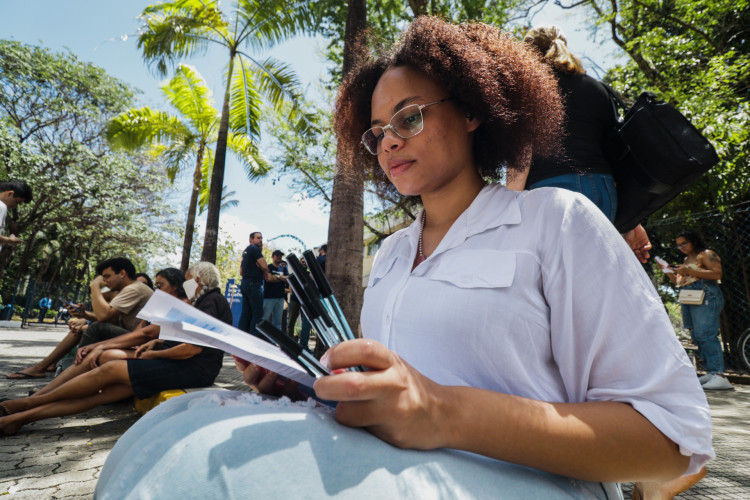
[137,0,315,263]
[107,64,268,272]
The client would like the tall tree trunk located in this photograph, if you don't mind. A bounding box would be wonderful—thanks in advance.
[182,147,205,272]
[202,52,236,263]
[326,0,367,333]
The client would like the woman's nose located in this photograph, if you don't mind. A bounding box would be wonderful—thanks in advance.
[380,129,404,153]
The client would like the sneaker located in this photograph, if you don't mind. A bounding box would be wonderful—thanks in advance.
[701,374,733,390]
[697,373,713,384]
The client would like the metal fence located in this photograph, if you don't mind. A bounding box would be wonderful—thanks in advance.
[645,202,750,373]
[0,278,85,327]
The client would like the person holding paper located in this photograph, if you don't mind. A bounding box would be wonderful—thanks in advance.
[659,230,729,391]
[94,18,711,500]
[0,262,231,435]
[26,268,188,399]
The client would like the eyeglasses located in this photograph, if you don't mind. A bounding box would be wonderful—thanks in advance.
[676,242,689,248]
[361,98,452,155]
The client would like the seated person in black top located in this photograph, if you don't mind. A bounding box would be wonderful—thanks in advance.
[0,262,232,435]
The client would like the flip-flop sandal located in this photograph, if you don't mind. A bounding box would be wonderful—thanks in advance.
[5,372,45,379]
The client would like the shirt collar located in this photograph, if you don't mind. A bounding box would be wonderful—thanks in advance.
[396,183,522,261]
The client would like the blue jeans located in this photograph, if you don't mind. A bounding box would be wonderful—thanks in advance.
[262,298,284,331]
[96,391,621,499]
[681,281,725,374]
[528,173,618,223]
[238,280,264,338]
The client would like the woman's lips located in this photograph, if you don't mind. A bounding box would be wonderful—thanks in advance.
[388,158,415,177]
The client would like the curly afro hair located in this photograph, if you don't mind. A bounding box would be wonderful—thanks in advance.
[334,16,564,191]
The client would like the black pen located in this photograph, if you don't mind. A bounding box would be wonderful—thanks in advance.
[255,320,330,378]
[303,250,356,341]
[287,274,338,349]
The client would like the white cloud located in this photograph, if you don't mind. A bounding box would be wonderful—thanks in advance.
[217,214,259,251]
[279,194,329,227]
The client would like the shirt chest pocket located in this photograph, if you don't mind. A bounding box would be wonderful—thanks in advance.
[426,250,516,289]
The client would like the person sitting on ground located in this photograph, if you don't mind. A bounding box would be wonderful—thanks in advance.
[135,273,154,290]
[6,257,152,379]
[0,262,232,435]
[28,268,188,399]
[94,18,712,500]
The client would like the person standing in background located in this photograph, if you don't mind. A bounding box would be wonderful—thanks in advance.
[238,232,286,337]
[0,180,33,251]
[660,230,730,391]
[316,244,327,273]
[262,250,288,331]
[38,296,52,323]
[514,25,651,263]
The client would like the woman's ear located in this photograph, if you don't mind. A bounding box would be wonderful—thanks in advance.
[465,112,481,133]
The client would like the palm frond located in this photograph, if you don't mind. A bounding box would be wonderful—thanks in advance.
[138,0,229,76]
[162,64,219,135]
[150,140,198,182]
[235,0,316,51]
[229,57,264,140]
[106,108,192,150]
[227,132,271,181]
[246,55,316,137]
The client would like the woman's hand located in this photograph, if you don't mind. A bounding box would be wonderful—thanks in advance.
[313,339,447,450]
[675,265,691,276]
[621,224,652,263]
[135,339,163,359]
[233,356,301,399]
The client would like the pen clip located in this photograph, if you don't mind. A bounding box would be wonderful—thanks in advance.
[303,250,333,298]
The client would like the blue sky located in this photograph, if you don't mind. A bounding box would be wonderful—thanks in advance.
[0,1,622,262]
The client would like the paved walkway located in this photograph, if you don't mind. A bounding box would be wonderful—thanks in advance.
[1,325,749,499]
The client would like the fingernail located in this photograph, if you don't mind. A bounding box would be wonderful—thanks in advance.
[320,350,330,368]
[331,368,347,375]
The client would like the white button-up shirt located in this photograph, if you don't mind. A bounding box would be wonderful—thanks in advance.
[361,183,713,474]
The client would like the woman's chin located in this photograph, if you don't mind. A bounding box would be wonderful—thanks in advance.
[391,180,422,197]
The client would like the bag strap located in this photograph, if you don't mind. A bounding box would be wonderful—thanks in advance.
[601,82,626,125]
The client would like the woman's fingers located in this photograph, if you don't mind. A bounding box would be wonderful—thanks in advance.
[321,339,394,371]
[233,355,250,372]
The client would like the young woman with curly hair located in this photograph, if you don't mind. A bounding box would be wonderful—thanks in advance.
[95,17,712,499]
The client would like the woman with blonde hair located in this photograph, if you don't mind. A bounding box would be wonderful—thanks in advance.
[517,25,618,220]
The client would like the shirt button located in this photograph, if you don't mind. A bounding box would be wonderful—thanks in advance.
[386,315,391,321]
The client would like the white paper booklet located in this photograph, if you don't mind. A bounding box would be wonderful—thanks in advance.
[654,256,674,273]
[138,290,316,387]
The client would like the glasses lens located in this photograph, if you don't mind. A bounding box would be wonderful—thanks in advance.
[362,127,384,155]
[392,105,423,137]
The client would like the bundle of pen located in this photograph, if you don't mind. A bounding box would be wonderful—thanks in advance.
[255,249,361,379]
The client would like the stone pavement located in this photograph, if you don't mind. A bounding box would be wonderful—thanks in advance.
[1,324,749,499]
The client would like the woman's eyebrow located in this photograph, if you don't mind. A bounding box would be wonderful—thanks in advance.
[370,96,422,126]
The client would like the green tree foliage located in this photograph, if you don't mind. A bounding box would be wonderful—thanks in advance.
[549,0,750,213]
[137,0,318,263]
[266,97,420,240]
[107,64,268,272]
[313,0,521,85]
[0,40,176,296]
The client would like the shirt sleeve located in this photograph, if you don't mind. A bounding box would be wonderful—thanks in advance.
[110,285,142,315]
[538,191,714,475]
